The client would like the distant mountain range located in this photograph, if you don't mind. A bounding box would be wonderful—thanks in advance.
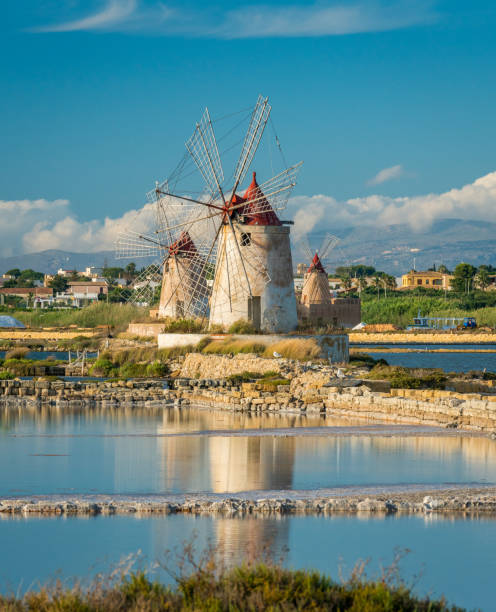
[1,219,495,277]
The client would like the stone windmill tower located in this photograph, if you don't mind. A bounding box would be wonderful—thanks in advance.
[116,95,301,332]
[298,234,341,321]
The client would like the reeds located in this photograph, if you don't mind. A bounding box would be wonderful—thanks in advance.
[263,338,321,361]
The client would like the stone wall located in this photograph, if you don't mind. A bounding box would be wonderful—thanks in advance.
[127,323,165,338]
[180,353,282,379]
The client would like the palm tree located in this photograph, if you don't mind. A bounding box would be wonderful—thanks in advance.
[373,275,382,298]
[475,268,489,291]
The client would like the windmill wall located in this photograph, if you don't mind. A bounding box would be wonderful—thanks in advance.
[158,257,207,319]
[298,294,361,328]
[209,223,298,333]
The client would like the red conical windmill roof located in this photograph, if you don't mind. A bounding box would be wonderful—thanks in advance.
[308,253,326,274]
[241,172,281,226]
[168,231,198,257]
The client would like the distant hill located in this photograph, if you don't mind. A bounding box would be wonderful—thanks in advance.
[2,219,495,276]
[305,218,496,276]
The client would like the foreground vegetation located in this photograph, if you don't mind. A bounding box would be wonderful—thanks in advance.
[0,561,463,611]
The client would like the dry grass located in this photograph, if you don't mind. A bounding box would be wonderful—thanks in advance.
[4,347,30,360]
[264,338,321,361]
[202,339,267,355]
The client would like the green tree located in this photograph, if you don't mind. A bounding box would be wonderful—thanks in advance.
[48,275,69,294]
[125,262,136,278]
[6,268,21,278]
[18,269,44,282]
[475,266,490,291]
[102,267,125,285]
[340,275,353,292]
[451,263,476,293]
[438,264,450,274]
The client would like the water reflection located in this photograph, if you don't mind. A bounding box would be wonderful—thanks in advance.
[2,405,496,496]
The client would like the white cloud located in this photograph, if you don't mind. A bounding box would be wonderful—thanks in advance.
[6,170,496,256]
[34,0,137,33]
[290,170,496,235]
[367,164,404,185]
[33,0,437,38]
[0,197,156,257]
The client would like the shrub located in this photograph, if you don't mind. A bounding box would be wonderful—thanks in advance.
[0,562,463,611]
[227,319,257,334]
[5,347,29,360]
[90,357,116,377]
[226,371,263,385]
[162,318,205,333]
[146,362,169,377]
[367,365,447,390]
[0,371,14,380]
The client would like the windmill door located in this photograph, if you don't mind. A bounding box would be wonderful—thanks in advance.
[248,296,261,330]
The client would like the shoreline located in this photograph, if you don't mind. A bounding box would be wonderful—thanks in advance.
[2,486,496,517]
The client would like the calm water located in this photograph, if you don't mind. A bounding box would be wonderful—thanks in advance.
[0,513,494,611]
[352,343,496,372]
[1,406,495,496]
[2,406,495,610]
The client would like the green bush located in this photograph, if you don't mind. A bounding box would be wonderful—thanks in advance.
[0,562,463,611]
[146,362,169,377]
[0,371,15,380]
[162,318,206,333]
[226,371,263,385]
[90,357,116,377]
[368,365,447,390]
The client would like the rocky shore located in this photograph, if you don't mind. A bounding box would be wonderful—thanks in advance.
[3,357,496,432]
[2,487,496,517]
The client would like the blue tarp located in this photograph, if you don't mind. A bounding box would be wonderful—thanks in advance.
[0,316,26,328]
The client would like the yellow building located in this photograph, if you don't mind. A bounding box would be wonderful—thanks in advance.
[401,270,453,290]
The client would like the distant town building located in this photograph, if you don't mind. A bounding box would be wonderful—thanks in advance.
[67,280,108,301]
[295,263,307,276]
[85,266,104,278]
[56,268,78,277]
[401,270,453,290]
[0,287,53,304]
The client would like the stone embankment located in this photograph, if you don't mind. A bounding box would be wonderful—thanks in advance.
[1,488,496,516]
[2,353,496,432]
[0,379,171,405]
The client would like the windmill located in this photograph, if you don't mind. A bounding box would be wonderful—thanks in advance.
[297,234,340,312]
[116,95,302,331]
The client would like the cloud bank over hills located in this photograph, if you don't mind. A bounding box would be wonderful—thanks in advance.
[2,170,496,259]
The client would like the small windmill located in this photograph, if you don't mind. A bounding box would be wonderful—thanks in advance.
[298,234,340,307]
[116,95,302,331]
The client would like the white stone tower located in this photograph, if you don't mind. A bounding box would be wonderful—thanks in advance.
[209,172,297,333]
[158,231,208,318]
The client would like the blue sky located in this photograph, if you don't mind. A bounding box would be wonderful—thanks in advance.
[2,1,496,255]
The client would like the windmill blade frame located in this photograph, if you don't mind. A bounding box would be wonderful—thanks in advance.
[185,108,225,201]
[230,95,271,198]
